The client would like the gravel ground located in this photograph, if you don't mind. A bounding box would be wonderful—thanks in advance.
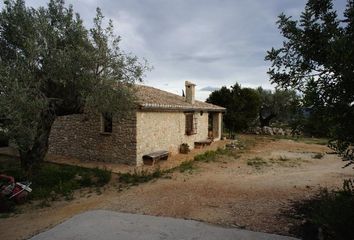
[1,135,352,240]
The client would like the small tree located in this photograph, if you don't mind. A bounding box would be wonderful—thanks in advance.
[207,83,260,134]
[266,0,354,164]
[0,0,148,175]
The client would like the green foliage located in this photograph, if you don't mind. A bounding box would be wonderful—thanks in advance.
[266,0,354,145]
[118,168,164,185]
[287,180,354,240]
[31,165,111,199]
[0,0,148,172]
[194,148,227,161]
[257,87,301,127]
[0,158,111,201]
[207,83,261,132]
[178,161,195,173]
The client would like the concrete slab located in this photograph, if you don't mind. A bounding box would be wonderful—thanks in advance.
[30,210,299,240]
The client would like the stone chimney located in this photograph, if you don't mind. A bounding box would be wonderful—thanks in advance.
[185,81,196,104]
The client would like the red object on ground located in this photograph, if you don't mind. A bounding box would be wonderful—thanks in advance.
[0,174,31,204]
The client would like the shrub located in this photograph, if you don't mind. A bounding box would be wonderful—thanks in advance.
[287,180,354,240]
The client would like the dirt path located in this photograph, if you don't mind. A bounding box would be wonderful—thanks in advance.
[1,136,353,239]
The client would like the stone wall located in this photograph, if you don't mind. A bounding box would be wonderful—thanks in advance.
[48,112,137,164]
[136,111,210,166]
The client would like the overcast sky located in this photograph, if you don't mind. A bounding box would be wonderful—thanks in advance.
[16,0,348,100]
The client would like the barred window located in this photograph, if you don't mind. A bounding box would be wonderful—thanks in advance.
[185,113,197,135]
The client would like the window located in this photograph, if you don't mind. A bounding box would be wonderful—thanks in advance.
[101,112,112,133]
[185,113,197,135]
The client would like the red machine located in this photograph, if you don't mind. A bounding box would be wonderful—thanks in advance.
[0,174,32,204]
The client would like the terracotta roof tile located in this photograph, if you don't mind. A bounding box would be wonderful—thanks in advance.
[134,85,225,112]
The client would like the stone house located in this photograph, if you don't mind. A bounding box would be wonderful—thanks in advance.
[48,81,225,166]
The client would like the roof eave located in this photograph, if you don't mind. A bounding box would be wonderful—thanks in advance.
[138,105,226,113]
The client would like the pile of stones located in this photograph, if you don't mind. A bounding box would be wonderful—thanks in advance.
[247,126,297,136]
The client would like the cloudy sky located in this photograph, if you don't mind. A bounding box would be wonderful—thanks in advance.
[19,0,348,100]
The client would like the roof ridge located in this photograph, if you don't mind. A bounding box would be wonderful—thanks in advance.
[134,84,225,111]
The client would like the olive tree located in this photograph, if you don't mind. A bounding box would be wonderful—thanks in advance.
[0,0,148,175]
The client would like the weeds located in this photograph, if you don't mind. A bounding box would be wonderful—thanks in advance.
[118,168,165,185]
[313,153,324,159]
[178,161,195,173]
[247,157,268,170]
[269,156,305,167]
[118,148,237,184]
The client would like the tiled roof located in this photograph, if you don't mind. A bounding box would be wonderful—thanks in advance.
[134,85,225,112]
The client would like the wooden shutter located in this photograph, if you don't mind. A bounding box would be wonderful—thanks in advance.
[185,114,193,135]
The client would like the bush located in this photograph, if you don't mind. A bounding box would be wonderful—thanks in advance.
[287,180,354,240]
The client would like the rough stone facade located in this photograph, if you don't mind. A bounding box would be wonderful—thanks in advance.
[48,112,137,165]
[49,110,223,166]
[136,111,210,166]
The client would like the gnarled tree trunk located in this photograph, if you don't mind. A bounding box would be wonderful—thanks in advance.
[259,108,277,127]
[19,109,55,178]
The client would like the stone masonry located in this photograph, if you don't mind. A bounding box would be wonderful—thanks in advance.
[48,111,137,165]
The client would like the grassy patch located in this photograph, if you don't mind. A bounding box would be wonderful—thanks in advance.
[0,158,111,203]
[194,149,222,162]
[247,157,269,170]
[178,161,195,173]
[118,168,165,185]
[30,165,111,200]
[179,148,238,173]
[286,180,354,240]
[118,148,241,185]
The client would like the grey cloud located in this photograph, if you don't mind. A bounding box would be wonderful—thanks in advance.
[22,0,347,101]
[200,86,220,92]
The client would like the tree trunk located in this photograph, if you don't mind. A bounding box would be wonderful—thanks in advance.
[259,110,277,127]
[19,109,55,178]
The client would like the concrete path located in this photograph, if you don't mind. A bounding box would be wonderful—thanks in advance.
[30,210,299,240]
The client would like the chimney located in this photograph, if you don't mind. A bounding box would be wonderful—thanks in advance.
[185,81,196,104]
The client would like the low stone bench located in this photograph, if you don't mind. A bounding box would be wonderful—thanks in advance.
[194,139,213,149]
[142,150,169,165]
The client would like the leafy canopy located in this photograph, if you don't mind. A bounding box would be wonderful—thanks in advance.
[266,0,354,143]
[207,83,260,132]
[0,0,148,171]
